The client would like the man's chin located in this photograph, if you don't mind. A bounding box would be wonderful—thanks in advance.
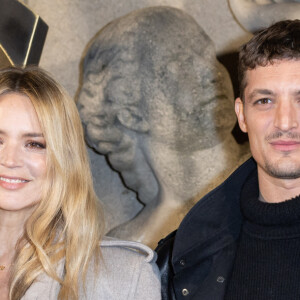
[264,160,300,180]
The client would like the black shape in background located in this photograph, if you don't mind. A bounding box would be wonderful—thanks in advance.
[0,0,48,66]
[217,51,248,144]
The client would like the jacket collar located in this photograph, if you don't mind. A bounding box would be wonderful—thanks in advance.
[172,157,257,272]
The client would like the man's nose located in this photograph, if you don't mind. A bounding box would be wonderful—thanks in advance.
[0,143,22,168]
[274,100,299,131]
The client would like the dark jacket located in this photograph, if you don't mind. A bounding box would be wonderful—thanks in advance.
[156,158,257,300]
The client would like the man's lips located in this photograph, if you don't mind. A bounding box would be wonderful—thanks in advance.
[270,140,300,151]
[0,175,30,190]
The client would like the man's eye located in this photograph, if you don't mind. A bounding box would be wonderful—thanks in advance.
[26,142,46,149]
[256,98,272,105]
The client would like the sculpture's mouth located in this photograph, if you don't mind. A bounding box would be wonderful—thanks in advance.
[107,150,134,171]
[85,122,123,152]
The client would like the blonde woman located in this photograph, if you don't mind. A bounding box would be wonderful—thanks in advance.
[0,66,161,300]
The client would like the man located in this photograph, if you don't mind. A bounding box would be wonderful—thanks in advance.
[156,19,300,300]
[77,7,243,248]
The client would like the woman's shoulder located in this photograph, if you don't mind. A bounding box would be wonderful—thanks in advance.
[22,237,161,300]
[100,236,156,263]
[84,236,161,299]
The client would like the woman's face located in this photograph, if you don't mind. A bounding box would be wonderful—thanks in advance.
[0,92,47,215]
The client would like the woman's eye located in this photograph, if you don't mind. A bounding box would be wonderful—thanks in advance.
[26,141,46,150]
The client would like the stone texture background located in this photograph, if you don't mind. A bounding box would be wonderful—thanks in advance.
[23,0,252,233]
[24,0,251,98]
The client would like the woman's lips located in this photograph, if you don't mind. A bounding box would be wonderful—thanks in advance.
[0,176,29,190]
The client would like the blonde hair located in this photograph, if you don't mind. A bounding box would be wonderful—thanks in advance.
[0,66,104,300]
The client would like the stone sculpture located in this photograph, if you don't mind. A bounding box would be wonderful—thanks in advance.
[229,0,300,32]
[77,6,248,248]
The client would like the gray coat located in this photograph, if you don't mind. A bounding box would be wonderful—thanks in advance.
[21,237,161,299]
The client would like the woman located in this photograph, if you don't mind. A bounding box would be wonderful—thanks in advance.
[0,66,161,300]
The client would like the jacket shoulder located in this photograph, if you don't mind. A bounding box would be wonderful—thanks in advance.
[83,237,161,299]
[100,236,156,263]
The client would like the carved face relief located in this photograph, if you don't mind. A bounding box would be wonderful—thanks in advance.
[78,64,138,171]
[78,8,236,170]
[78,61,158,199]
[145,46,235,152]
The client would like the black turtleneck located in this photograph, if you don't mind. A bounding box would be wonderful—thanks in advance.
[225,171,300,300]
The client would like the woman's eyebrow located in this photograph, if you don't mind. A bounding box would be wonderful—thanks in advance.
[293,90,300,96]
[22,133,44,138]
[0,130,44,138]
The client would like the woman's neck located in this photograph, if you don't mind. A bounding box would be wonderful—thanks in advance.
[0,208,32,259]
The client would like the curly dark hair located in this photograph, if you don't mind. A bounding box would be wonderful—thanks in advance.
[238,19,300,100]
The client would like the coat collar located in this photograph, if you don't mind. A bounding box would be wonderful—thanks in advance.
[172,157,257,272]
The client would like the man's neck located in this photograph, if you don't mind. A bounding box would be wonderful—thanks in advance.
[258,168,300,203]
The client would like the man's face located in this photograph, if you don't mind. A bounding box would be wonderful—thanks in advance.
[236,59,300,179]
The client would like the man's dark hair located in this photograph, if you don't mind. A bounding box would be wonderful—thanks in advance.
[238,19,300,100]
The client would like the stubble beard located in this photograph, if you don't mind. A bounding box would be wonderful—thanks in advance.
[264,156,300,180]
[263,131,300,179]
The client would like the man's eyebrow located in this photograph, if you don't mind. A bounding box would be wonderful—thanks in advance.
[247,89,275,101]
[247,89,300,99]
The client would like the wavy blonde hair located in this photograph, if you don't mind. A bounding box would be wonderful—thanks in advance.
[0,66,104,300]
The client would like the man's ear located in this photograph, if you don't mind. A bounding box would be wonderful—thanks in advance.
[117,108,149,133]
[235,97,248,133]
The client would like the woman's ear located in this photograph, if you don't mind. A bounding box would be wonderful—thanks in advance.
[117,108,149,133]
[235,97,248,133]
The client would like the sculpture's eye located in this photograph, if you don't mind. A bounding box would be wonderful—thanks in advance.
[86,71,103,84]
[104,97,113,105]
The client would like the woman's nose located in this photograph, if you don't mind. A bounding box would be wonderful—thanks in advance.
[0,143,22,168]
